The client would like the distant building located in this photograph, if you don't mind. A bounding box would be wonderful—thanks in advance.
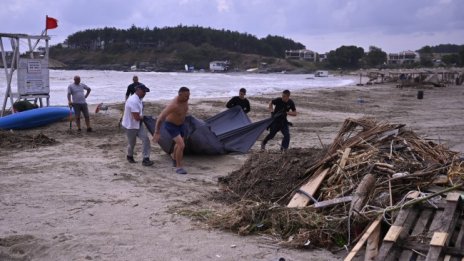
[387,50,420,65]
[318,53,328,62]
[209,60,230,72]
[285,49,317,62]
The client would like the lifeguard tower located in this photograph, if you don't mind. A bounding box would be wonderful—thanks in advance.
[0,33,51,116]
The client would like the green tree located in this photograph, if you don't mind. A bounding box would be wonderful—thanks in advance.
[441,54,459,66]
[459,46,464,66]
[327,45,365,69]
[364,46,387,68]
[418,46,433,67]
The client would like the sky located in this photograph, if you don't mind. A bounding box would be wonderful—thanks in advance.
[1,0,463,54]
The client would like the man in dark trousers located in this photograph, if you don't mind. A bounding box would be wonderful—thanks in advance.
[125,75,144,101]
[226,88,250,113]
[261,89,297,151]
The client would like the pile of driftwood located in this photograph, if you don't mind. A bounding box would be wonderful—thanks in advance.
[210,117,463,250]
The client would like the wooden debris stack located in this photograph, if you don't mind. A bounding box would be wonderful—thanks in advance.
[288,117,460,210]
[212,117,464,256]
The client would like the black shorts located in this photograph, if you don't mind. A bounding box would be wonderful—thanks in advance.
[72,103,90,119]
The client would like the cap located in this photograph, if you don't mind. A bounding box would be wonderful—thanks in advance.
[136,84,150,92]
[239,88,246,94]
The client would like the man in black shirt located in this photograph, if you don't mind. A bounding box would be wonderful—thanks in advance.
[261,89,297,151]
[125,75,144,100]
[226,88,250,113]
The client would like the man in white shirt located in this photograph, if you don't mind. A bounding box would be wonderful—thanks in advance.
[121,84,154,166]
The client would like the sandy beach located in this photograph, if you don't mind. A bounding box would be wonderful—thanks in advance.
[1,81,463,260]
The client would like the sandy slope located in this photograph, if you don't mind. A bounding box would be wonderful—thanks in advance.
[1,82,463,260]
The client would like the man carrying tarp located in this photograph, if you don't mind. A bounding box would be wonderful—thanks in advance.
[226,88,250,113]
[122,84,154,166]
[261,89,297,151]
[153,87,190,174]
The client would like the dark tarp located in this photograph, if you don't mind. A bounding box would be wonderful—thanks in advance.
[143,106,274,155]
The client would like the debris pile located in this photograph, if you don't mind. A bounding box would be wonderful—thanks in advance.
[0,131,57,149]
[211,117,463,249]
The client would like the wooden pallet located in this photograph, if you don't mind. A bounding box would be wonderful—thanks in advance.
[376,193,463,261]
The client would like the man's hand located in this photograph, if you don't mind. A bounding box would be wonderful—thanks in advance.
[68,101,73,108]
[153,133,161,143]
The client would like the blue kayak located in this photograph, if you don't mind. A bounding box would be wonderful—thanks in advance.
[0,107,72,130]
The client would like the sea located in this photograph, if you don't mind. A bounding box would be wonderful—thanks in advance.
[0,70,356,106]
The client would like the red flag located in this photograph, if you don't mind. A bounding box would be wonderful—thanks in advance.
[46,16,58,30]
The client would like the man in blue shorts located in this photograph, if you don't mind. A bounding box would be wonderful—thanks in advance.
[153,87,190,174]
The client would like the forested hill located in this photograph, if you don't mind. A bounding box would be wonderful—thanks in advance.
[50,25,309,71]
[64,25,305,57]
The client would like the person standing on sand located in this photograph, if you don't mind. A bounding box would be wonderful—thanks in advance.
[261,89,297,151]
[153,87,190,174]
[121,84,154,166]
[67,75,92,132]
[125,75,144,101]
[120,75,144,126]
[226,88,250,113]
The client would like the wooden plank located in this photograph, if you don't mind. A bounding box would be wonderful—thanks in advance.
[336,147,351,175]
[399,209,434,260]
[344,216,382,261]
[443,246,464,256]
[384,225,402,242]
[376,206,420,261]
[433,175,449,185]
[454,216,464,249]
[411,209,434,236]
[429,210,445,232]
[426,198,461,261]
[447,192,461,202]
[365,220,381,261]
[312,196,352,208]
[287,168,329,208]
[430,232,449,246]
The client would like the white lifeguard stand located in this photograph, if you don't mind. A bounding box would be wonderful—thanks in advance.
[0,33,51,116]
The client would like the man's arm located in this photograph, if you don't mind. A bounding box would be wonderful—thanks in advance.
[125,86,131,101]
[244,99,251,113]
[268,100,273,113]
[131,112,142,121]
[287,102,297,116]
[153,104,175,142]
[67,93,72,107]
[226,97,235,108]
[84,86,91,98]
[67,86,73,107]
[287,110,297,116]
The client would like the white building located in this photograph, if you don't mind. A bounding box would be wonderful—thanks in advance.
[209,61,230,72]
[387,50,420,65]
[285,49,317,62]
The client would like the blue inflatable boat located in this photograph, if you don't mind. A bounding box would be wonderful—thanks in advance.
[0,107,72,130]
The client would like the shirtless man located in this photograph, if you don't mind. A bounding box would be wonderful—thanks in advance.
[153,87,190,174]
